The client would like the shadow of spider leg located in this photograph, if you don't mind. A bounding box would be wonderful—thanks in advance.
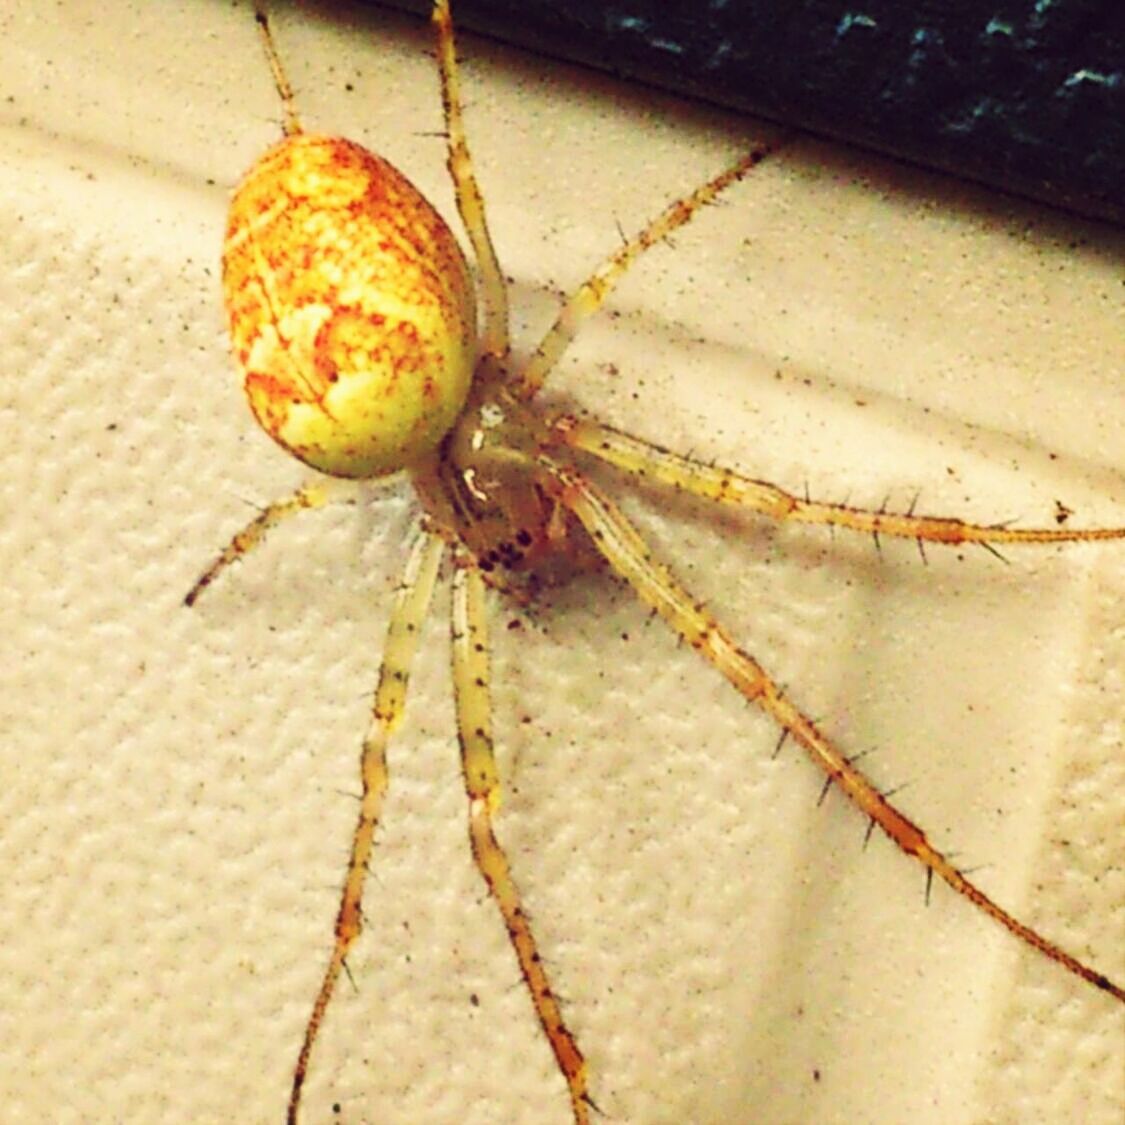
[537,451,1124,1004]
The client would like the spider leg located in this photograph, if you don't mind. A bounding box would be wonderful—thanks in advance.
[554,416,1125,546]
[252,3,302,136]
[184,479,361,607]
[450,556,590,1124]
[432,0,510,358]
[513,137,784,401]
[543,458,1125,1004]
[287,530,445,1124]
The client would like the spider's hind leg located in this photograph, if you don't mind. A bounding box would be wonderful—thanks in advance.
[450,554,591,1124]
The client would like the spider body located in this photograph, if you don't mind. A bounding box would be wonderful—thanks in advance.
[183,4,1124,1122]
[225,128,598,594]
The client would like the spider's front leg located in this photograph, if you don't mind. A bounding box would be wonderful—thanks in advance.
[449,554,591,1125]
[431,0,509,358]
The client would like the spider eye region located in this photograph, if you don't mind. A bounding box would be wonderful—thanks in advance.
[222,134,478,479]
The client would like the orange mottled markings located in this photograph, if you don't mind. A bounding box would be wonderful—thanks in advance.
[223,134,478,479]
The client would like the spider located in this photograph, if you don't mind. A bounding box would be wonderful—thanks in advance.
[185,3,1124,1122]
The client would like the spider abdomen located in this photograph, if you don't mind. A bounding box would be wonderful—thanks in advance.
[223,133,477,479]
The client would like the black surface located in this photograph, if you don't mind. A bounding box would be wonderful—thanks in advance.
[375,0,1125,224]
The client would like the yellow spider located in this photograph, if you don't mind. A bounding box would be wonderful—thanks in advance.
[186,3,1124,1122]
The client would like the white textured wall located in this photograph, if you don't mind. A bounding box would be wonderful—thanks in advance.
[0,3,1121,1123]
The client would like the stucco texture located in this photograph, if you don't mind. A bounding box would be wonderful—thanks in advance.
[0,3,1121,1124]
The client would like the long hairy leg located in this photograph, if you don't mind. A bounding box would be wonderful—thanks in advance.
[252,3,302,136]
[543,458,1124,1003]
[287,530,445,1124]
[184,479,360,607]
[512,137,784,401]
[450,557,591,1124]
[432,0,510,357]
[553,415,1125,547]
